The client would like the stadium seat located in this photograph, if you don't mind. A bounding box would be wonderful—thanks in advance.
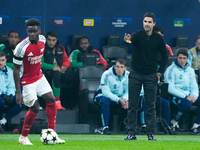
[103,46,127,61]
[0,33,8,43]
[166,56,176,67]
[172,35,190,56]
[83,53,97,66]
[78,65,105,124]
[103,34,128,68]
[66,33,84,55]
[107,34,121,46]
[125,54,132,71]
[176,35,189,48]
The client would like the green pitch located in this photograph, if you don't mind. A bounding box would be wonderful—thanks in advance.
[0,134,200,150]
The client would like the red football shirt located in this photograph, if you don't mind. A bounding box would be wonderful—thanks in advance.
[13,35,46,85]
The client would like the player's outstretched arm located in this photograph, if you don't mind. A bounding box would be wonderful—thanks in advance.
[13,64,23,107]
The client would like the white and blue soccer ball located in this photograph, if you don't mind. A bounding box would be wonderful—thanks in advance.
[40,129,58,145]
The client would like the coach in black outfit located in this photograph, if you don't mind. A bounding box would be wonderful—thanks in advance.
[124,12,168,141]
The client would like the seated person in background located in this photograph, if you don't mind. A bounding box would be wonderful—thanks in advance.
[0,51,25,133]
[139,86,171,133]
[156,92,171,127]
[42,31,71,110]
[188,35,200,82]
[0,31,20,68]
[153,26,173,56]
[164,49,200,133]
[93,59,129,134]
[69,36,108,69]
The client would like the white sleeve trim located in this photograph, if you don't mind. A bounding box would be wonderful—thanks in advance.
[13,58,22,65]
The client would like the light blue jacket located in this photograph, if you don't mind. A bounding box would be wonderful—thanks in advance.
[0,65,15,96]
[94,66,129,103]
[164,60,199,99]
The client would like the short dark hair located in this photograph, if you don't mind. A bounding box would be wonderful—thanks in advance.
[0,51,6,57]
[78,36,90,45]
[46,31,58,38]
[143,12,156,23]
[154,26,164,34]
[177,49,188,58]
[25,18,41,27]
[115,59,127,67]
[8,30,20,38]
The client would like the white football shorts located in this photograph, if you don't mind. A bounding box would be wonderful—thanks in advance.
[22,75,52,107]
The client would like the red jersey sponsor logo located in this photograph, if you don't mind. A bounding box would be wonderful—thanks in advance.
[28,54,43,65]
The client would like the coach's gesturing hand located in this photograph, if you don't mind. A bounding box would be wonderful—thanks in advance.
[124,33,132,43]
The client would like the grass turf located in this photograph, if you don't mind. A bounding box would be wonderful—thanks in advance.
[0,134,200,150]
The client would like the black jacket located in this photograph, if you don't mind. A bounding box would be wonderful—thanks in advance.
[43,41,65,67]
[130,29,168,74]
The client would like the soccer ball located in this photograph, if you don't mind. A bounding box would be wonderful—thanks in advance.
[40,129,58,145]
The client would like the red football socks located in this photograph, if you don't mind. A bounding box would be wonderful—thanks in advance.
[46,102,57,130]
[21,110,38,137]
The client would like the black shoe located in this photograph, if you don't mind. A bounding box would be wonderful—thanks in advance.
[102,126,111,135]
[94,126,111,135]
[94,127,103,134]
[165,126,175,135]
[192,127,199,134]
[147,134,156,141]
[124,134,137,140]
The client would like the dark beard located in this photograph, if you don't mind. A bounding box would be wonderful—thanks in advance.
[79,46,93,52]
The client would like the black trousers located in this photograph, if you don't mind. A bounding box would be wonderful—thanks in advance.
[127,69,158,134]
[42,68,79,109]
[43,68,79,88]
[44,70,61,88]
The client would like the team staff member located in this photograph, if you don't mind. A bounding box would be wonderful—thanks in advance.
[94,59,129,134]
[124,12,168,141]
[69,36,108,69]
[42,31,71,110]
[0,51,25,133]
[0,31,20,68]
[188,35,200,82]
[164,49,200,133]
